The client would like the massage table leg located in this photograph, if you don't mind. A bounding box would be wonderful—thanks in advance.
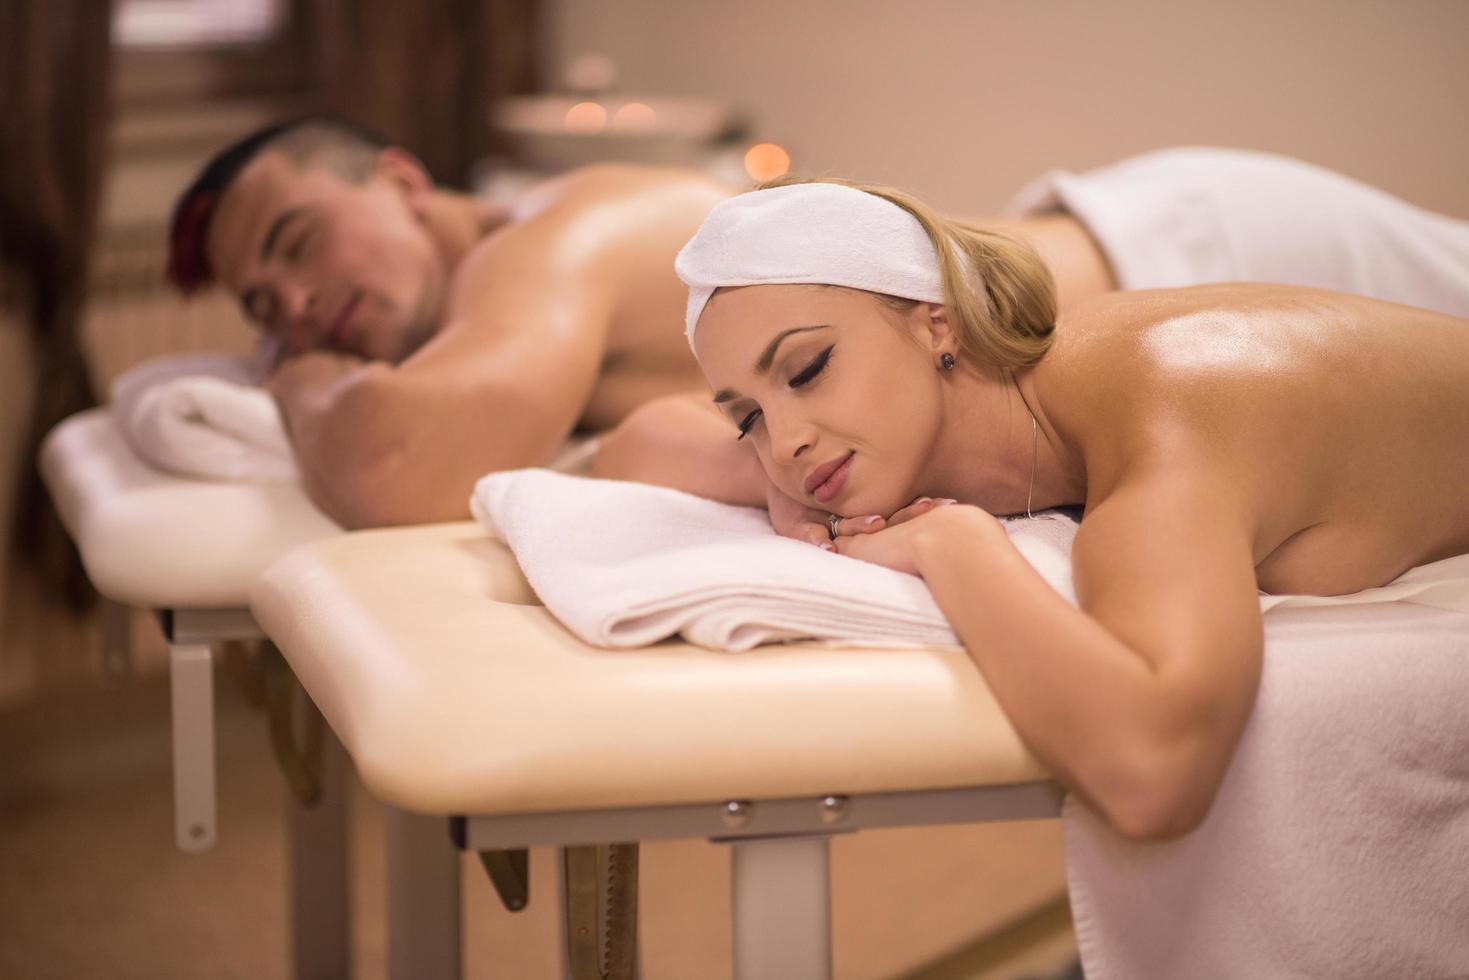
[101,598,133,679]
[288,731,351,980]
[728,834,834,980]
[168,640,216,852]
[386,806,463,980]
[160,607,265,852]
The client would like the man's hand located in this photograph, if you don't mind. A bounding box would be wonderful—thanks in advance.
[265,349,368,431]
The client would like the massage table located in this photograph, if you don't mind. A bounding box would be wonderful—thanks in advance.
[251,521,1061,980]
[42,406,1063,979]
[38,407,351,975]
[43,406,1056,978]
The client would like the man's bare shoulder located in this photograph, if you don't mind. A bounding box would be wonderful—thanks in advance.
[499,163,733,239]
[442,165,732,335]
[454,164,730,287]
[530,161,737,203]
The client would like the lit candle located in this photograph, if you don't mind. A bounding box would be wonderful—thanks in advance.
[744,143,791,182]
[564,101,608,133]
[613,102,657,131]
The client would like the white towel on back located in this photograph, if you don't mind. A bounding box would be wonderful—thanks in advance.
[110,354,299,484]
[1005,146,1469,317]
[471,468,1078,651]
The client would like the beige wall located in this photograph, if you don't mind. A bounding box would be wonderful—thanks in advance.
[546,0,1469,217]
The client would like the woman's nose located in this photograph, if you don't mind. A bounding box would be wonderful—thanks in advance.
[765,410,813,462]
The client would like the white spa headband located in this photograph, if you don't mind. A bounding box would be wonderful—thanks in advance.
[674,182,956,349]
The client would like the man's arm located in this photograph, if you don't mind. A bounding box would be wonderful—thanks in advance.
[271,234,610,528]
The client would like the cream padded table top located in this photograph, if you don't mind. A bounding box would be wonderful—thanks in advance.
[41,409,341,609]
[250,522,1048,815]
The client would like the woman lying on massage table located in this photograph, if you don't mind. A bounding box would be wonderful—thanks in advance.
[596,178,1469,841]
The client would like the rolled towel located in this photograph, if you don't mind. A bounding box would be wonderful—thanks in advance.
[471,467,1078,651]
[110,353,606,487]
[110,354,299,484]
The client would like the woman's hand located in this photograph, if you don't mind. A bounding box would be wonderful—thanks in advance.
[768,492,965,553]
[832,500,997,575]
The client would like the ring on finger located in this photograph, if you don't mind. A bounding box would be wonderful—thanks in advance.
[827,513,842,540]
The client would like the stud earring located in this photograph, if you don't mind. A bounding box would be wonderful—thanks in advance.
[940,352,956,371]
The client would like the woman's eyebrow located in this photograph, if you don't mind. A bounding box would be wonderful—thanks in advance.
[756,324,829,372]
[712,324,832,404]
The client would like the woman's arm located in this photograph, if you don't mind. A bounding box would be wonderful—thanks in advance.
[591,394,768,504]
[593,394,853,546]
[843,464,1263,840]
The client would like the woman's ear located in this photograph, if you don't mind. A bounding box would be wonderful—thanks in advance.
[373,147,434,216]
[910,301,956,356]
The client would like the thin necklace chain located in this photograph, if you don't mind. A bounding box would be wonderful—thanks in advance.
[1026,408,1038,519]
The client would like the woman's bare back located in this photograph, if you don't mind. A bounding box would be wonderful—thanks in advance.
[1038,283,1469,595]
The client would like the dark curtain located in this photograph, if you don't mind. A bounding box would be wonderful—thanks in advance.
[299,0,540,187]
[0,1,114,611]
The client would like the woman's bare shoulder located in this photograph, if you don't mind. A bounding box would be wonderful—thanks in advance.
[1034,285,1359,488]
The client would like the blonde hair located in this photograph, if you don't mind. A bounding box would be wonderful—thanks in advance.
[758,174,1058,367]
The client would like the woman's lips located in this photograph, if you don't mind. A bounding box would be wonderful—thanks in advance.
[809,451,854,504]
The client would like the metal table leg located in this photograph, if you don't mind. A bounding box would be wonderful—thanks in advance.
[386,806,462,980]
[729,834,833,980]
[288,731,351,979]
[168,641,215,852]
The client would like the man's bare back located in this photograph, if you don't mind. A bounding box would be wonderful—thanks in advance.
[444,165,729,430]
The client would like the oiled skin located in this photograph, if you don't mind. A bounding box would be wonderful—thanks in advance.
[1029,283,1469,596]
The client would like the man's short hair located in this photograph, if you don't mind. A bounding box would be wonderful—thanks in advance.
[167,115,391,294]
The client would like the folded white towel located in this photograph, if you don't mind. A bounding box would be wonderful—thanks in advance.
[110,354,299,484]
[471,468,1078,651]
[473,468,1469,652]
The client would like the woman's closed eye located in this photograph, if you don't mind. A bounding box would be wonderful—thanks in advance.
[790,344,834,388]
[736,407,762,440]
[735,345,835,440]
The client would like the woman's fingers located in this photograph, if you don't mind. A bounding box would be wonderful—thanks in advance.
[771,488,957,549]
[885,497,956,527]
[829,514,886,538]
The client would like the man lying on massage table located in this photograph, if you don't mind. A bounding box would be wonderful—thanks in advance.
[169,117,1469,528]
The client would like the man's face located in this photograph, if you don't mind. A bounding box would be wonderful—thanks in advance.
[205,149,448,364]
